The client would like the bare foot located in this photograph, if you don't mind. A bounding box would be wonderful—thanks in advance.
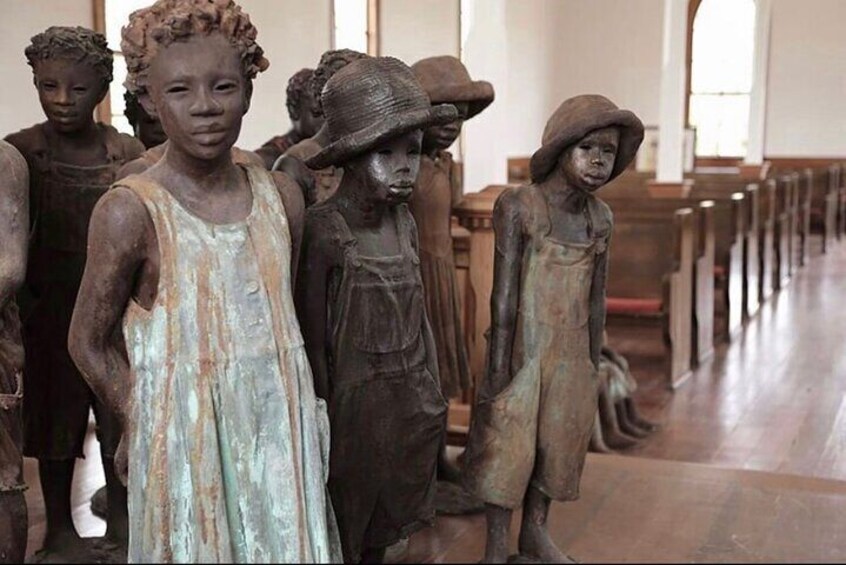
[589,429,615,453]
[617,416,650,439]
[28,536,99,564]
[517,523,576,564]
[603,430,639,450]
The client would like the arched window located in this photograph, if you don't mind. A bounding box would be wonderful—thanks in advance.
[687,0,756,158]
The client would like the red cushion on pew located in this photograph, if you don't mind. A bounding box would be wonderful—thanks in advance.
[606,297,663,315]
[713,265,727,278]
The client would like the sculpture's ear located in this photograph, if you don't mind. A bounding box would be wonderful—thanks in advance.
[243,80,253,116]
[138,92,158,120]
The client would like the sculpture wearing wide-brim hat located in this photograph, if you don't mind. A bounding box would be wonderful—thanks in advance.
[306,56,457,170]
[297,55,454,563]
[411,55,495,119]
[530,94,644,184]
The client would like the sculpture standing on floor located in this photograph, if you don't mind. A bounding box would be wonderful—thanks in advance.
[124,91,167,150]
[67,1,341,561]
[255,68,323,169]
[4,26,145,563]
[462,95,644,563]
[0,141,29,564]
[273,49,368,206]
[296,56,456,563]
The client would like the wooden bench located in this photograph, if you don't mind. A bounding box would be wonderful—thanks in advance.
[809,166,837,254]
[606,205,698,388]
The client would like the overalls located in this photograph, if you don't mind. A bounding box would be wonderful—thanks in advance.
[463,185,609,509]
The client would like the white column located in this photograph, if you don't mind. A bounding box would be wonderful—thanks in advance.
[656,0,689,183]
[745,0,772,165]
[460,0,509,193]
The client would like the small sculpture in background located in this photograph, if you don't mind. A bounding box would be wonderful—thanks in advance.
[273,49,368,206]
[124,90,167,150]
[462,95,644,563]
[296,56,457,563]
[4,25,144,563]
[255,68,323,170]
[0,140,29,564]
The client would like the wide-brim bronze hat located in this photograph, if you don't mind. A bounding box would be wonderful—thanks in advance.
[307,57,458,170]
[530,94,644,183]
[411,55,494,120]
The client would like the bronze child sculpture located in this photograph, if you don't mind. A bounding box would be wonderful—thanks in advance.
[0,141,29,564]
[462,95,644,563]
[4,26,144,562]
[124,90,168,150]
[410,55,494,487]
[296,56,456,563]
[68,0,340,561]
[255,68,323,170]
[274,49,368,206]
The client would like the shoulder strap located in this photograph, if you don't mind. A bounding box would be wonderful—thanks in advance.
[522,184,551,250]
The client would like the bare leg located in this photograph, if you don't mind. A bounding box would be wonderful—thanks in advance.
[597,389,638,450]
[360,546,387,564]
[518,487,574,564]
[614,403,650,439]
[589,412,614,454]
[624,398,659,433]
[482,504,513,563]
[0,491,27,563]
[38,459,81,552]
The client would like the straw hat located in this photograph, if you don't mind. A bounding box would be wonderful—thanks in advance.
[530,94,644,183]
[306,57,458,170]
[411,55,494,119]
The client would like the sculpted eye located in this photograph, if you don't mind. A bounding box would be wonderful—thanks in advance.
[378,148,392,156]
[167,85,188,94]
[73,86,88,93]
[215,82,237,92]
[579,143,592,151]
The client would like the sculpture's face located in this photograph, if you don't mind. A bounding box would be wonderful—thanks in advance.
[144,33,248,161]
[295,88,324,139]
[347,129,424,206]
[33,58,106,134]
[423,101,468,152]
[135,105,168,149]
[559,127,620,193]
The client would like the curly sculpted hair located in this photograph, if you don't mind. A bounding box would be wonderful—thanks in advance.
[25,26,113,86]
[121,0,269,96]
[285,68,314,120]
[310,49,368,114]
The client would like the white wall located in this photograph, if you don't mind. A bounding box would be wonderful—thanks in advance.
[764,0,846,157]
[0,0,94,138]
[237,0,332,150]
[379,0,460,65]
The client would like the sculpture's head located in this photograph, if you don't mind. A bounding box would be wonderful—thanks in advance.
[124,90,167,149]
[122,0,268,161]
[530,95,644,193]
[286,68,322,139]
[26,26,113,134]
[306,57,457,207]
[412,55,494,153]
[310,49,369,118]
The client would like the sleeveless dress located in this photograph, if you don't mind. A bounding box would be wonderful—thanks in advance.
[410,151,472,397]
[463,185,610,509]
[307,202,447,562]
[120,165,341,563]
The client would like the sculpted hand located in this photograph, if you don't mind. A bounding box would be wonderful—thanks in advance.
[115,434,129,486]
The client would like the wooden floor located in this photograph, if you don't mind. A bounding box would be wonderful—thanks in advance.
[22,237,846,562]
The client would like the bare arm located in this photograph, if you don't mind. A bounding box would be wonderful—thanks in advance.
[589,245,609,369]
[295,215,334,401]
[273,155,316,207]
[481,189,526,401]
[272,171,305,282]
[0,142,28,309]
[69,187,153,428]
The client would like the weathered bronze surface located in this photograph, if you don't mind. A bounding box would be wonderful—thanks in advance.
[273,49,368,207]
[67,1,340,562]
[4,26,144,564]
[124,91,167,150]
[0,140,29,564]
[255,68,323,170]
[295,56,456,563]
[462,95,644,563]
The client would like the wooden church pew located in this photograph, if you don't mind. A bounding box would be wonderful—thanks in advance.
[809,166,837,254]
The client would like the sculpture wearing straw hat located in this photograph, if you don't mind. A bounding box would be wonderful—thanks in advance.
[410,54,494,512]
[462,94,644,563]
[296,56,458,564]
